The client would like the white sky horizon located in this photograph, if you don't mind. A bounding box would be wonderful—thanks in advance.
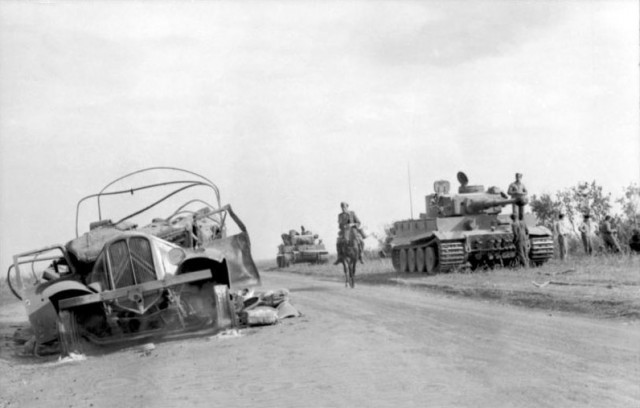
[1,0,639,266]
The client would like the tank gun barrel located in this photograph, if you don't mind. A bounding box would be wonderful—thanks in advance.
[465,197,526,213]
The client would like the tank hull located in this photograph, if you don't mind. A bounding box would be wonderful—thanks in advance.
[390,214,553,273]
[277,244,328,267]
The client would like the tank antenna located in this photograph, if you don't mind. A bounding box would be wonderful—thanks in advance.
[407,162,414,219]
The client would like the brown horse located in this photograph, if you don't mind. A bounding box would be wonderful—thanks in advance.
[337,226,361,288]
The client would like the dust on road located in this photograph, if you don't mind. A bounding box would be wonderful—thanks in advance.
[1,271,639,408]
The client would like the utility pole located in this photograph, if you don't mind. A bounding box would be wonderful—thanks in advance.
[408,162,414,219]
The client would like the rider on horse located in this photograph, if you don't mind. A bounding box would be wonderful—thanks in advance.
[333,202,366,265]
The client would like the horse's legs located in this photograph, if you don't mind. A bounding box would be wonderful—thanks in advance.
[349,259,356,288]
[342,261,348,287]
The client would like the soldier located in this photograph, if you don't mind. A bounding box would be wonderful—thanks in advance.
[511,213,529,268]
[507,172,528,220]
[629,229,640,253]
[553,211,570,260]
[333,202,366,265]
[578,213,594,255]
[600,215,622,253]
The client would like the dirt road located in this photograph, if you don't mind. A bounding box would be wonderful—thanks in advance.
[2,271,639,408]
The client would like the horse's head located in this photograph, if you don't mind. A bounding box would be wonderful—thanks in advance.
[345,224,359,243]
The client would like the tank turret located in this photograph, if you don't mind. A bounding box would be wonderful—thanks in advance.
[390,171,554,274]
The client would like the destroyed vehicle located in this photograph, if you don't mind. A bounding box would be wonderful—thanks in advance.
[7,167,260,355]
[276,227,328,267]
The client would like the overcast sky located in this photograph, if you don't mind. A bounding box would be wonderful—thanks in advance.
[1,0,638,266]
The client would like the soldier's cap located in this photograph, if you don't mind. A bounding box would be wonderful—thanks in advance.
[340,202,349,207]
[583,213,590,218]
[515,172,523,177]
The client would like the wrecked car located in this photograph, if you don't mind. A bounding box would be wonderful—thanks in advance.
[7,167,260,355]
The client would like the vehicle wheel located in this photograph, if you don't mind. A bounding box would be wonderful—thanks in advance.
[425,246,437,274]
[415,247,425,273]
[407,249,416,272]
[57,310,84,356]
[399,249,408,272]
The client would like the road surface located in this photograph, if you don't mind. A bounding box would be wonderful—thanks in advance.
[1,271,639,408]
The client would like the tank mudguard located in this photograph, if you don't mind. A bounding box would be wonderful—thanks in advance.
[528,225,552,236]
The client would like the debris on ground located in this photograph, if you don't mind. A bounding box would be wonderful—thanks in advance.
[57,352,86,364]
[210,329,243,340]
[532,280,601,288]
[234,288,301,327]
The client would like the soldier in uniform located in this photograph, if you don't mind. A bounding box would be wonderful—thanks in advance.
[600,215,622,253]
[333,202,366,265]
[511,213,529,268]
[629,229,640,253]
[553,211,570,260]
[507,173,528,220]
[579,213,594,255]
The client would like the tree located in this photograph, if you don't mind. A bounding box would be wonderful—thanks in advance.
[615,183,640,245]
[530,181,612,235]
[556,181,612,232]
[529,193,561,230]
[617,183,640,228]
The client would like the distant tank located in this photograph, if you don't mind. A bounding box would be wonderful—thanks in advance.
[276,227,328,268]
[390,172,554,273]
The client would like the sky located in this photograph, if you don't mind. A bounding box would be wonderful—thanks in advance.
[1,0,639,267]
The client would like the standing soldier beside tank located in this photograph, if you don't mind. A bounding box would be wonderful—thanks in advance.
[507,173,528,220]
[629,229,640,253]
[579,213,594,255]
[333,202,366,265]
[511,213,529,268]
[600,215,623,253]
[553,211,570,260]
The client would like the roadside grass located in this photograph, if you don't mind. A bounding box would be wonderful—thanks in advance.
[260,254,640,320]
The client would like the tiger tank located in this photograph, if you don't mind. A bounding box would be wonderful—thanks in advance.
[390,172,554,273]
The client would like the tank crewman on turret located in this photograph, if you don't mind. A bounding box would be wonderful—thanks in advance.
[600,215,622,253]
[579,213,594,255]
[553,211,571,260]
[507,173,528,220]
[511,213,529,268]
[333,202,366,265]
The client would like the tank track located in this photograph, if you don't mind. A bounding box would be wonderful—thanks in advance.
[438,241,465,271]
[529,236,554,265]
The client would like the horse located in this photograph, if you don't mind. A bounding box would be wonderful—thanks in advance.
[337,225,361,288]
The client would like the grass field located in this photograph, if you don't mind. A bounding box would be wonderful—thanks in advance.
[260,253,640,320]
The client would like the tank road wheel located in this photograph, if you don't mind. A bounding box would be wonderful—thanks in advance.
[57,310,84,356]
[407,249,416,272]
[415,247,425,273]
[425,246,438,275]
[399,249,408,272]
